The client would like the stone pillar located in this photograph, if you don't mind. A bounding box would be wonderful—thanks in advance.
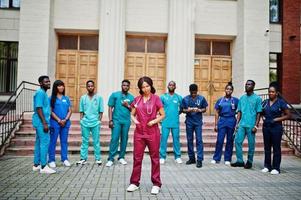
[232,0,269,96]
[167,0,195,96]
[98,0,126,108]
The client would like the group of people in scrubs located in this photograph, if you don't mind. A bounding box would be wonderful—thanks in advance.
[32,75,290,195]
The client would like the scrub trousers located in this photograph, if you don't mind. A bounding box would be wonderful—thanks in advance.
[213,126,234,162]
[186,122,204,161]
[48,125,70,162]
[234,126,255,163]
[79,124,101,161]
[159,126,181,159]
[33,126,50,166]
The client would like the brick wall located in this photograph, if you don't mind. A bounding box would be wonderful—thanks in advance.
[281,0,301,103]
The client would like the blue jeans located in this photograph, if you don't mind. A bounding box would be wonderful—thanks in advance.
[213,126,234,162]
[33,126,50,166]
[48,126,70,162]
[160,126,181,159]
[186,123,203,161]
[108,122,131,161]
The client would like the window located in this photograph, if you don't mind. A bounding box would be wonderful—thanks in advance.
[58,35,99,51]
[270,0,280,23]
[126,38,145,53]
[195,40,210,55]
[269,53,278,83]
[212,41,230,56]
[147,38,165,53]
[0,0,20,9]
[0,42,18,93]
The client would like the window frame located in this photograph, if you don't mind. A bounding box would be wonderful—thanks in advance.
[269,0,282,24]
[0,41,18,94]
[0,0,20,9]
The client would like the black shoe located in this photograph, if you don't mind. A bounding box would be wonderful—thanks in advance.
[196,160,202,168]
[186,159,196,165]
[231,162,245,167]
[244,161,252,169]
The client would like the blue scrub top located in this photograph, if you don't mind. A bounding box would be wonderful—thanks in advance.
[182,95,208,125]
[32,88,51,128]
[79,94,104,127]
[50,95,72,128]
[215,96,239,128]
[262,98,288,126]
[237,93,262,128]
[160,93,182,128]
[108,91,134,124]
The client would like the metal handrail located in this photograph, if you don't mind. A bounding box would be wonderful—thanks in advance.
[255,88,301,154]
[0,81,39,152]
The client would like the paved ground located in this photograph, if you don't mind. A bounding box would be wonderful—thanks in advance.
[0,154,301,200]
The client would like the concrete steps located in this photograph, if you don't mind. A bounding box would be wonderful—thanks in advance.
[4,113,295,156]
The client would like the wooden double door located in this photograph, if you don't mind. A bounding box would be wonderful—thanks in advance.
[194,55,232,115]
[124,36,166,96]
[56,34,99,112]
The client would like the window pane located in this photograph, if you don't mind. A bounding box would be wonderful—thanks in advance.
[212,41,230,55]
[0,0,9,8]
[147,38,165,53]
[12,0,20,8]
[270,0,279,23]
[269,53,278,83]
[58,35,78,50]
[195,40,210,55]
[80,35,98,50]
[127,38,145,52]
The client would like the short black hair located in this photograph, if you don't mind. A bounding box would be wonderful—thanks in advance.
[189,84,198,92]
[86,80,95,86]
[269,81,279,92]
[38,75,49,83]
[122,79,130,85]
[246,79,255,86]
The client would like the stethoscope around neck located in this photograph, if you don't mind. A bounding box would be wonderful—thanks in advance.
[134,95,153,115]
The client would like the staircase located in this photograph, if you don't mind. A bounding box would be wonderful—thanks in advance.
[5,113,294,156]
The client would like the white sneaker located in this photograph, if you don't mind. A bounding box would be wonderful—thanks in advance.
[159,158,165,164]
[96,160,102,166]
[261,168,269,173]
[175,158,183,164]
[270,169,280,175]
[76,159,87,165]
[127,184,139,192]
[225,161,231,166]
[63,160,71,167]
[119,158,127,165]
[49,162,56,168]
[150,186,160,195]
[40,165,56,174]
[106,160,114,167]
[211,160,217,164]
[32,165,40,172]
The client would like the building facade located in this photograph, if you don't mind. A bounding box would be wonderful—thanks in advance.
[0,0,300,114]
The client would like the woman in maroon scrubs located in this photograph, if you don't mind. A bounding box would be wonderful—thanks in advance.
[126,76,165,195]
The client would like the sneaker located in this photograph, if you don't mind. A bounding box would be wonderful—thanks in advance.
[186,159,196,165]
[196,160,202,168]
[150,186,160,195]
[210,160,217,164]
[261,168,269,173]
[49,162,56,168]
[106,160,114,167]
[32,165,40,172]
[63,160,71,167]
[225,161,231,166]
[76,159,87,165]
[119,158,127,165]
[40,165,56,174]
[270,169,280,175]
[175,158,183,164]
[96,160,102,166]
[231,162,245,167]
[244,161,252,169]
[127,184,139,192]
[159,158,165,164]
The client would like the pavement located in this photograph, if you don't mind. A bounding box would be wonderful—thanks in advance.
[0,154,301,200]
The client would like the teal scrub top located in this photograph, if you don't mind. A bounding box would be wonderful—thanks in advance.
[32,88,51,128]
[237,93,262,128]
[160,93,182,128]
[108,91,134,124]
[79,94,104,127]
